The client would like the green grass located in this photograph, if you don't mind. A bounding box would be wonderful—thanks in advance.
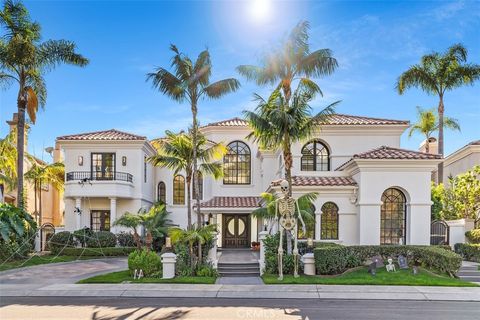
[262,267,478,287]
[77,270,217,284]
[0,255,103,272]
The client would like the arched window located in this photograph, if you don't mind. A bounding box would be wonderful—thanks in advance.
[193,171,203,200]
[173,175,185,205]
[381,188,406,245]
[157,182,166,204]
[301,140,330,171]
[321,202,338,240]
[298,204,315,239]
[223,141,251,184]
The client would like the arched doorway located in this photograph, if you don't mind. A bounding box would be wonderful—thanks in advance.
[40,223,55,251]
[380,188,406,245]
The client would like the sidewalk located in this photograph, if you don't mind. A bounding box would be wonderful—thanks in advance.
[2,283,480,301]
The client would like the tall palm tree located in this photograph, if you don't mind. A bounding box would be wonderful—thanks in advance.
[408,107,460,153]
[147,45,240,226]
[237,21,338,113]
[396,44,480,182]
[244,86,339,195]
[0,0,88,208]
[24,161,64,225]
[148,130,226,229]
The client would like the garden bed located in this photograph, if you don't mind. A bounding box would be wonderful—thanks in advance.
[262,267,478,287]
[77,270,216,284]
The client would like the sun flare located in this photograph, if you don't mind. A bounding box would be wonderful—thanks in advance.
[249,0,271,22]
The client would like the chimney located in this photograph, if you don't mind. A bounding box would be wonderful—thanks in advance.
[419,137,438,154]
[5,113,28,149]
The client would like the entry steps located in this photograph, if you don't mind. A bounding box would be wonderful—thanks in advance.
[457,265,480,283]
[218,262,260,277]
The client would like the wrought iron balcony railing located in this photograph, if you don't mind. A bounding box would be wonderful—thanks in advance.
[66,171,133,183]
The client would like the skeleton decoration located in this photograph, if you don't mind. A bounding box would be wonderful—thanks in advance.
[275,180,306,280]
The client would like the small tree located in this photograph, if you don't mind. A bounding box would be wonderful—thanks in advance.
[431,182,444,221]
[441,166,480,221]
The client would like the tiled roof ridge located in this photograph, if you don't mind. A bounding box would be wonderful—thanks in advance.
[57,128,146,141]
[353,145,442,159]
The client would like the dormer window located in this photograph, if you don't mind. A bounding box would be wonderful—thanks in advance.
[301,140,330,171]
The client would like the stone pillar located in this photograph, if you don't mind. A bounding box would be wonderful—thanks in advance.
[208,232,218,269]
[258,230,269,276]
[161,252,177,279]
[315,212,321,240]
[109,197,117,233]
[447,219,467,248]
[302,253,315,275]
[75,198,82,230]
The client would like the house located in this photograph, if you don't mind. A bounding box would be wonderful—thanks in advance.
[57,113,442,247]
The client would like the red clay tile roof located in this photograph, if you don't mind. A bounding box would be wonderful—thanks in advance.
[336,146,442,170]
[57,129,146,141]
[272,176,357,187]
[197,196,261,208]
[202,114,408,128]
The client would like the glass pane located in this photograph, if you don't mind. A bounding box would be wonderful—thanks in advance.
[227,219,235,235]
[238,219,245,235]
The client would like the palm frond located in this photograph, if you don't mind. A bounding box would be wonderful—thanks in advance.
[203,78,240,99]
[25,86,38,123]
[38,39,89,69]
[146,67,185,102]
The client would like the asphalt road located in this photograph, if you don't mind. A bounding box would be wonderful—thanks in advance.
[0,297,479,320]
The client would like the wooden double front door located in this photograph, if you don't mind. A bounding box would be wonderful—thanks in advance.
[222,214,250,248]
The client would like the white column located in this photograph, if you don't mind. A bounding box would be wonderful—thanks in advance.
[258,231,269,275]
[109,197,117,233]
[315,212,321,240]
[161,252,177,279]
[208,232,218,269]
[75,198,82,230]
[302,253,315,275]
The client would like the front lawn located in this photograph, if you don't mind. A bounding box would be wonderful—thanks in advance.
[0,255,102,272]
[262,267,478,287]
[77,270,217,284]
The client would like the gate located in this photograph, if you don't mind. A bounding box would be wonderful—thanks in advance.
[430,220,449,245]
[40,223,55,251]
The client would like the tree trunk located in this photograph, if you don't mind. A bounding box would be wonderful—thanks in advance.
[145,231,152,251]
[33,180,38,223]
[16,92,26,209]
[186,175,192,229]
[191,103,202,227]
[133,230,142,250]
[437,95,445,184]
[39,179,43,226]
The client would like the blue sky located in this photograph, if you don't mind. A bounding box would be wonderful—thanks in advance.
[0,0,479,161]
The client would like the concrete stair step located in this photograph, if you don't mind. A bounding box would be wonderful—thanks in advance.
[457,271,480,276]
[218,267,259,272]
[219,271,261,277]
[218,263,259,268]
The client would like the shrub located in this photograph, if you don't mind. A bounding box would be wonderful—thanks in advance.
[455,243,480,262]
[345,245,462,276]
[174,243,194,276]
[128,249,161,276]
[465,229,480,244]
[314,246,349,275]
[73,228,94,247]
[117,232,135,247]
[0,203,37,259]
[196,264,218,277]
[59,247,136,257]
[48,231,76,254]
[0,240,33,260]
[85,231,117,248]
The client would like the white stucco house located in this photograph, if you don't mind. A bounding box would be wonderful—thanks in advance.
[57,113,442,248]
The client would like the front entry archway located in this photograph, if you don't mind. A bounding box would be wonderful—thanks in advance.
[222,214,250,248]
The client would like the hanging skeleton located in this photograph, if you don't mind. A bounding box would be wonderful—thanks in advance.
[275,180,306,280]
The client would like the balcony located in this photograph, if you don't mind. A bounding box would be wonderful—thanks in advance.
[65,171,135,199]
[66,171,133,183]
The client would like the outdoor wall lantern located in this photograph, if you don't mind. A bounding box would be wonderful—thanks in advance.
[307,237,314,253]
[165,237,172,249]
[122,156,127,166]
[78,156,83,166]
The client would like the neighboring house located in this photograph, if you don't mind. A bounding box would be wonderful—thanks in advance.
[57,113,442,247]
[2,114,64,227]
[443,140,480,182]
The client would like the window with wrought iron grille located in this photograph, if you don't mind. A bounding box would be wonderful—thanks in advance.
[223,141,251,184]
[380,188,406,245]
[173,175,185,205]
[90,210,110,231]
[157,181,166,203]
[301,140,330,171]
[321,202,338,240]
[192,171,203,200]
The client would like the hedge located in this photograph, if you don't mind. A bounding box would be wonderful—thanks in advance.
[454,243,480,262]
[85,231,117,248]
[48,231,76,254]
[465,229,480,244]
[312,245,462,276]
[59,247,136,257]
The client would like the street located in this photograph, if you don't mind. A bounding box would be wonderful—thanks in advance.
[0,297,478,320]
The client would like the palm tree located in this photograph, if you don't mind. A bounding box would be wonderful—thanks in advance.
[147,45,240,226]
[169,223,216,271]
[24,161,64,225]
[396,44,480,182]
[252,191,317,253]
[148,130,226,229]
[408,107,460,153]
[0,132,17,199]
[0,0,88,208]
[244,86,339,195]
[237,21,338,113]
[113,212,142,250]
